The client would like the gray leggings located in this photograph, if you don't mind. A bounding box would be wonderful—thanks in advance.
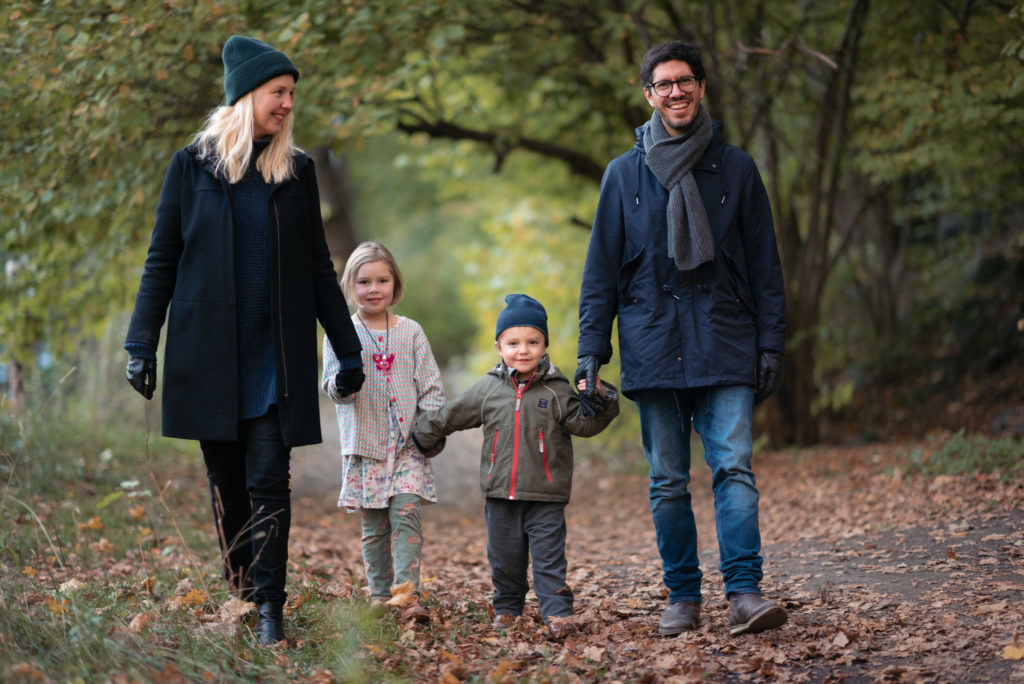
[360,493,424,601]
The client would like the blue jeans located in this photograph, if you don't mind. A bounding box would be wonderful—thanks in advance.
[634,386,762,603]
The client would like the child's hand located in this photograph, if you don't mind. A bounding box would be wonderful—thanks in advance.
[576,375,605,398]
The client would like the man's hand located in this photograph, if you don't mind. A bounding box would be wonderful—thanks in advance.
[335,367,366,397]
[574,356,601,397]
[126,357,157,400]
[754,350,784,406]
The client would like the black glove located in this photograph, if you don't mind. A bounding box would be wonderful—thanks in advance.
[754,350,784,406]
[126,357,157,400]
[335,367,366,397]
[574,355,601,397]
[577,390,605,418]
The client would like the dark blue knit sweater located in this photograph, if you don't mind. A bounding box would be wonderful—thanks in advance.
[232,140,277,419]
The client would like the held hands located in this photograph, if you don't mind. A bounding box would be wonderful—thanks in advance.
[126,357,157,400]
[335,367,366,398]
[574,355,601,398]
[411,432,445,459]
[754,350,784,406]
[575,363,607,418]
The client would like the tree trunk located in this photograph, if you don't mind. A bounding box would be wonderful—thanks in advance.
[7,358,25,417]
[309,147,358,263]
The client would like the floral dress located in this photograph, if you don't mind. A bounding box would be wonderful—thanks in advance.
[322,315,445,510]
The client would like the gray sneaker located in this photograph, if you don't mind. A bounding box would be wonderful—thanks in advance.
[729,593,788,635]
[657,601,701,636]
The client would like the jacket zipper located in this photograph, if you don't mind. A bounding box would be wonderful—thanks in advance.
[487,430,499,479]
[507,372,535,499]
[272,198,289,401]
[539,430,552,482]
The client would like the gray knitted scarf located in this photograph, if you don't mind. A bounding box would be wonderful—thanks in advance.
[643,106,714,270]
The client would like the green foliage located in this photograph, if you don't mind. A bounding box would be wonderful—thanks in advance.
[903,429,1024,480]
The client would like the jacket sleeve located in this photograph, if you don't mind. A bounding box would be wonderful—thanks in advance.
[738,159,786,354]
[412,323,445,413]
[577,162,626,363]
[321,334,355,405]
[124,151,186,349]
[413,376,489,450]
[304,160,363,364]
[560,379,620,438]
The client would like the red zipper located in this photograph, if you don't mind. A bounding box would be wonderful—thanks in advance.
[540,430,552,482]
[486,430,499,480]
[508,372,535,499]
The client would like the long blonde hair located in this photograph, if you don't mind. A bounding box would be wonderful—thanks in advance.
[192,91,297,184]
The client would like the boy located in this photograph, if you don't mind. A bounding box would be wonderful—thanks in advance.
[413,294,618,639]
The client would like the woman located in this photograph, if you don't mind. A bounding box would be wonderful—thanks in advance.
[124,35,365,645]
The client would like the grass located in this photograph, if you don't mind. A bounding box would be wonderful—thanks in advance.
[0,380,406,683]
[903,427,1024,480]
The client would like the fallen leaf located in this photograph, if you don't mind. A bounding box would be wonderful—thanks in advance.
[129,611,156,633]
[1004,645,1024,660]
[59,578,86,594]
[584,645,606,661]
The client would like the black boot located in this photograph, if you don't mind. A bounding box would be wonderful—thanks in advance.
[255,601,286,645]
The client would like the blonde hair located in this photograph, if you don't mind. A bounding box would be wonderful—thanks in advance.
[192,90,297,184]
[340,242,405,306]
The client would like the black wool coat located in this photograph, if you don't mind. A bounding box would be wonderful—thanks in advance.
[125,145,361,447]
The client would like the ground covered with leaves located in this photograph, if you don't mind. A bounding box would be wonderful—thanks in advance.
[3,420,1023,683]
[289,433,1024,683]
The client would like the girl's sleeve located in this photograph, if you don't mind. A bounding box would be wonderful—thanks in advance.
[412,322,445,412]
[322,334,354,404]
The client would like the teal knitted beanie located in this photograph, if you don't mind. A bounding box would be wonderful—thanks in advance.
[222,35,300,106]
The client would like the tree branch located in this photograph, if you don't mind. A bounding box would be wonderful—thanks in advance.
[395,115,607,182]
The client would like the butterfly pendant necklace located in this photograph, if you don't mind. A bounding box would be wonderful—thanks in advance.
[357,311,395,374]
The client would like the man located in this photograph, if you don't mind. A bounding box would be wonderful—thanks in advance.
[576,41,787,636]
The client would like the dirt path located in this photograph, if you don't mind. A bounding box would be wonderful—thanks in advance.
[290,403,1024,682]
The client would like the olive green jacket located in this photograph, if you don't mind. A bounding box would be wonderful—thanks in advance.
[414,357,618,502]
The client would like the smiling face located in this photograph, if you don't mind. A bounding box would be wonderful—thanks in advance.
[644,59,706,136]
[495,326,547,376]
[352,260,395,320]
[251,74,295,139]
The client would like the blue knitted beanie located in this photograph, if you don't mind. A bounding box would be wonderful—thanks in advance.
[495,294,549,345]
[222,35,300,106]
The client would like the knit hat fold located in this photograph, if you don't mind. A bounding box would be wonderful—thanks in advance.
[222,35,299,106]
[495,294,549,344]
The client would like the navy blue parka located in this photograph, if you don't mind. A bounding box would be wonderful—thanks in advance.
[577,121,785,397]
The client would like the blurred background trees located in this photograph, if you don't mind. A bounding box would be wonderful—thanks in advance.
[2,0,1022,448]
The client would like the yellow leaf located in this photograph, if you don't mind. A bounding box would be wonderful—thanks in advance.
[129,611,156,633]
[22,566,38,577]
[129,505,146,521]
[45,595,69,615]
[155,68,169,80]
[1004,645,1024,660]
[81,516,103,531]
[59,578,86,594]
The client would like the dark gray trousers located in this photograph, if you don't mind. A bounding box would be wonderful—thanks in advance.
[485,498,573,620]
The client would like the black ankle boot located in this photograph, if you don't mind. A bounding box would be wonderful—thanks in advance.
[255,601,286,645]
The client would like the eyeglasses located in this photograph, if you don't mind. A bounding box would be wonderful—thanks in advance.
[646,76,699,97]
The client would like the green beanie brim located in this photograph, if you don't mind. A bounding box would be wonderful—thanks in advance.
[222,35,300,106]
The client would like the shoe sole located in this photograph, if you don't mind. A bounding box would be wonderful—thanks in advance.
[730,605,788,636]
[657,621,699,637]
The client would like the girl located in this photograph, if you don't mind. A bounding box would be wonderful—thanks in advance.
[322,242,445,621]
[124,36,364,645]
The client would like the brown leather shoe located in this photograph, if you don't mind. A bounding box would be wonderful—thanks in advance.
[657,601,701,636]
[546,616,576,640]
[729,593,787,635]
[491,613,516,629]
